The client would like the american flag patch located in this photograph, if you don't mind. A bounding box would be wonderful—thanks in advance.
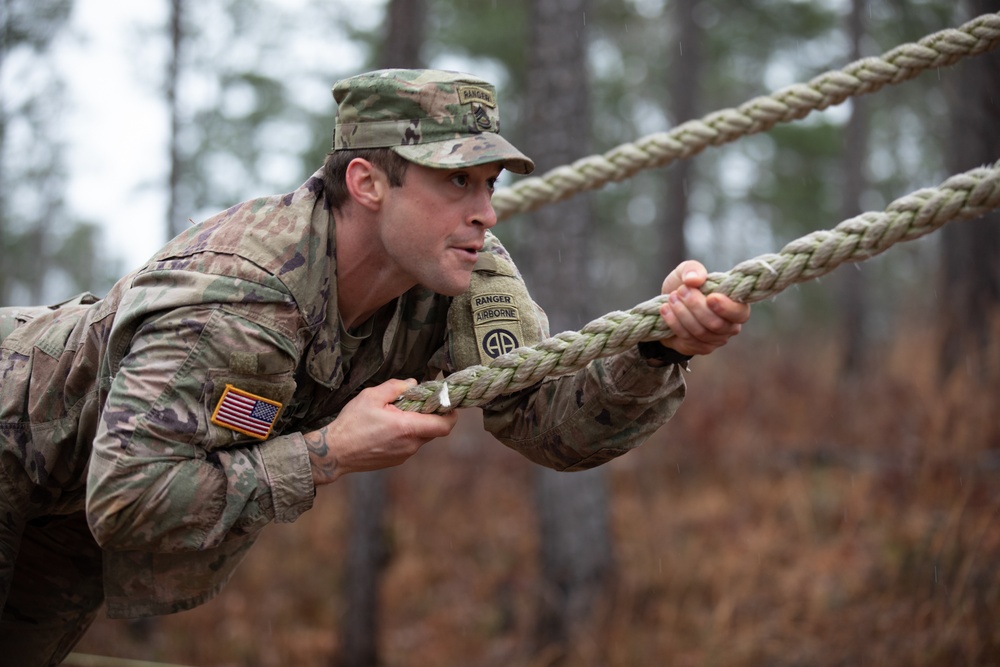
[211,385,282,440]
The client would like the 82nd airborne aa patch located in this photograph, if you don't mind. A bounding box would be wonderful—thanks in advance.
[472,293,524,364]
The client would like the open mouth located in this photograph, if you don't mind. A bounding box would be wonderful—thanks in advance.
[454,245,481,260]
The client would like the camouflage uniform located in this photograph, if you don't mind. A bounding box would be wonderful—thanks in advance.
[0,70,686,665]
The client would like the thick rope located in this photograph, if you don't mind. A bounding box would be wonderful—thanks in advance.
[491,12,1000,220]
[396,162,1000,414]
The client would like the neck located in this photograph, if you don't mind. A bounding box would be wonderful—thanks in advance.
[334,208,413,330]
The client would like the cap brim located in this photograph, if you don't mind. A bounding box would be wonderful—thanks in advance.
[392,134,534,175]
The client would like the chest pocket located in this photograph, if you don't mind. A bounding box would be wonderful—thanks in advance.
[448,252,545,370]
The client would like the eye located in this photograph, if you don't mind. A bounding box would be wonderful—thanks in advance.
[487,175,500,193]
[450,173,469,188]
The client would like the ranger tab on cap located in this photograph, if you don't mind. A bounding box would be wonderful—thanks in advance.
[331,69,534,175]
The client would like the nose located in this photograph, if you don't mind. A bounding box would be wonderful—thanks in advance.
[470,186,498,229]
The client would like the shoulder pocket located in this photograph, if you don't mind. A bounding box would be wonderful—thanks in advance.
[448,249,544,369]
[201,352,297,449]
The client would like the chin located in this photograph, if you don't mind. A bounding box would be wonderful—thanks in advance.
[426,276,472,297]
[438,283,471,297]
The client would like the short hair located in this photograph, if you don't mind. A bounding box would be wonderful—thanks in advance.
[323,148,410,210]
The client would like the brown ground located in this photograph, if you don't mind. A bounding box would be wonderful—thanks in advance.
[73,327,1000,666]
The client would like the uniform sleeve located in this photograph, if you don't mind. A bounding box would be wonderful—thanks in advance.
[481,346,686,471]
[443,233,687,471]
[87,273,314,553]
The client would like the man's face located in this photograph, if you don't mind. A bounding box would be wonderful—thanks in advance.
[377,161,502,296]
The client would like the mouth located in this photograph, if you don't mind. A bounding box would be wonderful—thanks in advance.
[452,244,482,262]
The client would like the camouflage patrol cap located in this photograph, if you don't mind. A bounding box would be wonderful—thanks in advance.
[332,69,534,174]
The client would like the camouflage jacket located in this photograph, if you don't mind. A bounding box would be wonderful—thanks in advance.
[0,170,685,618]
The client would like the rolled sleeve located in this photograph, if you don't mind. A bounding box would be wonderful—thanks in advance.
[259,432,315,523]
[599,344,687,399]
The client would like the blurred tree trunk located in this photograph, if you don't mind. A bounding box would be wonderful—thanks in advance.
[837,0,870,379]
[522,0,591,329]
[660,0,700,272]
[383,0,426,67]
[338,3,427,666]
[938,0,1000,380]
[339,467,390,667]
[523,0,615,662]
[165,0,185,241]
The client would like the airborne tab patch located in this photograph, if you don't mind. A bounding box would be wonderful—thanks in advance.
[472,293,524,364]
[211,384,283,440]
[473,292,519,325]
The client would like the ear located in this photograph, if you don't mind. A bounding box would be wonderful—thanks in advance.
[344,158,386,211]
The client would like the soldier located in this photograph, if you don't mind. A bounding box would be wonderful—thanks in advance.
[0,69,750,664]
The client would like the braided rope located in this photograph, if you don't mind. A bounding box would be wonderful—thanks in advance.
[396,162,1000,414]
[491,12,1000,220]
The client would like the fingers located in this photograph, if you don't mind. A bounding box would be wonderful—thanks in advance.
[375,378,458,438]
[420,409,459,438]
[380,377,418,402]
[659,286,750,356]
[660,292,721,350]
[707,293,751,325]
[661,260,707,295]
[659,260,751,356]
[350,379,456,441]
[354,378,417,410]
[314,379,459,482]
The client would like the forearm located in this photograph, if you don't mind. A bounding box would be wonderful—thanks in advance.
[304,424,340,485]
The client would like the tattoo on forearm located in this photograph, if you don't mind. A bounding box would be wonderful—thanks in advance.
[304,427,338,485]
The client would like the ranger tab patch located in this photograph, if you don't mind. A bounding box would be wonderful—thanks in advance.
[472,293,524,364]
[211,384,283,440]
[457,85,496,108]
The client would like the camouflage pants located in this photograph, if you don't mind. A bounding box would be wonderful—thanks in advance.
[0,305,106,666]
[0,508,104,666]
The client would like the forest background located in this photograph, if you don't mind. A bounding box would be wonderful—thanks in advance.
[3,0,1000,665]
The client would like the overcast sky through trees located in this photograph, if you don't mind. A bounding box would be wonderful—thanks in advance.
[58,0,380,271]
